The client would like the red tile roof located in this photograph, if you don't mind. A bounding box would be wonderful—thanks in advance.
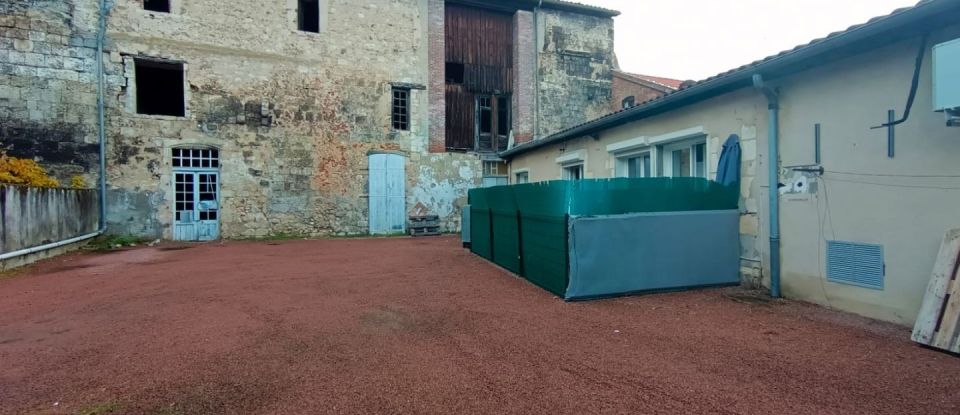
[621,73,685,90]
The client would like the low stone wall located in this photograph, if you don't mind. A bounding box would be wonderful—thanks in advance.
[0,185,99,254]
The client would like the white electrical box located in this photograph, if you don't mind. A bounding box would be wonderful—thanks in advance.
[933,38,960,112]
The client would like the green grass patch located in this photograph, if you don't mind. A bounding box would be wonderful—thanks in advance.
[150,404,185,415]
[77,401,122,415]
[0,267,26,281]
[86,234,147,252]
[237,231,312,242]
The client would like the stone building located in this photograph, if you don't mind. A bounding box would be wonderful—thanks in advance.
[0,0,617,240]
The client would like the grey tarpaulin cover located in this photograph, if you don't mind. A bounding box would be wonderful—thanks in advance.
[565,210,741,300]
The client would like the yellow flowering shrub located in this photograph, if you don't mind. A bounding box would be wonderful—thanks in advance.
[0,152,61,188]
[70,175,88,189]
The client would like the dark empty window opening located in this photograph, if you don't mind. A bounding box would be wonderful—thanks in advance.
[478,96,492,135]
[497,96,510,137]
[143,0,171,13]
[622,96,636,109]
[298,0,320,33]
[135,59,185,117]
[392,88,410,131]
[476,94,510,153]
[445,62,464,84]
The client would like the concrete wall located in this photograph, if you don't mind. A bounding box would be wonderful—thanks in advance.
[768,25,960,325]
[508,88,766,286]
[508,22,960,326]
[0,185,99,253]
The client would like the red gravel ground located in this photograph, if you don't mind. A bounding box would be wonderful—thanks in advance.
[1,236,959,415]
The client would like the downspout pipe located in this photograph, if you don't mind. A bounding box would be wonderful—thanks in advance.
[96,0,111,232]
[753,74,781,298]
[533,0,542,139]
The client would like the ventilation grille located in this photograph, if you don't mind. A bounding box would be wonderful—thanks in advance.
[826,241,885,290]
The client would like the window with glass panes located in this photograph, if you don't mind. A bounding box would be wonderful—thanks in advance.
[392,88,410,131]
[172,148,220,169]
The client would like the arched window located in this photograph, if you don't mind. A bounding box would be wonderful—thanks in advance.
[621,96,636,109]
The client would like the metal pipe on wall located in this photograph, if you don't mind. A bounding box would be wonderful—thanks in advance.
[0,232,102,262]
[96,0,111,232]
[753,74,782,298]
[534,0,542,139]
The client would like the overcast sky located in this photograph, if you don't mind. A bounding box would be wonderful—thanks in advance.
[583,0,919,81]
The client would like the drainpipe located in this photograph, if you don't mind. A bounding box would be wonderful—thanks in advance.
[753,74,781,298]
[533,0,542,139]
[0,232,103,261]
[96,0,112,232]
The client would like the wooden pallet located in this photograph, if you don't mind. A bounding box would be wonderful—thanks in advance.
[409,215,440,237]
[912,228,960,354]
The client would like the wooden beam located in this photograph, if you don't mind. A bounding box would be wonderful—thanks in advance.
[933,265,960,351]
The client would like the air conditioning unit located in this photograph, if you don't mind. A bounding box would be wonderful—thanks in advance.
[933,38,960,126]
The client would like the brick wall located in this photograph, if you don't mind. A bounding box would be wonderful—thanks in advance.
[511,10,535,145]
[611,73,671,112]
[427,0,446,153]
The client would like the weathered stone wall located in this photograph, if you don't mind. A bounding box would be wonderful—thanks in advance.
[0,0,102,183]
[95,0,482,239]
[2,0,613,240]
[536,9,615,138]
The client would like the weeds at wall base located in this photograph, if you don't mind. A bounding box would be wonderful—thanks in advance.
[86,235,149,252]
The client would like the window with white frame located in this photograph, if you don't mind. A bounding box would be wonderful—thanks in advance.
[615,151,652,178]
[556,150,585,181]
[661,140,707,178]
[563,163,584,180]
[482,160,508,187]
[608,128,708,179]
[514,171,529,184]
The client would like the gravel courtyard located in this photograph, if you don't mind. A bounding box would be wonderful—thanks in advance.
[1,236,958,414]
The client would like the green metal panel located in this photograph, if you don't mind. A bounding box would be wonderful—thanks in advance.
[518,213,568,296]
[468,178,739,298]
[470,207,492,260]
[491,209,521,273]
[568,178,737,215]
[488,185,521,273]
